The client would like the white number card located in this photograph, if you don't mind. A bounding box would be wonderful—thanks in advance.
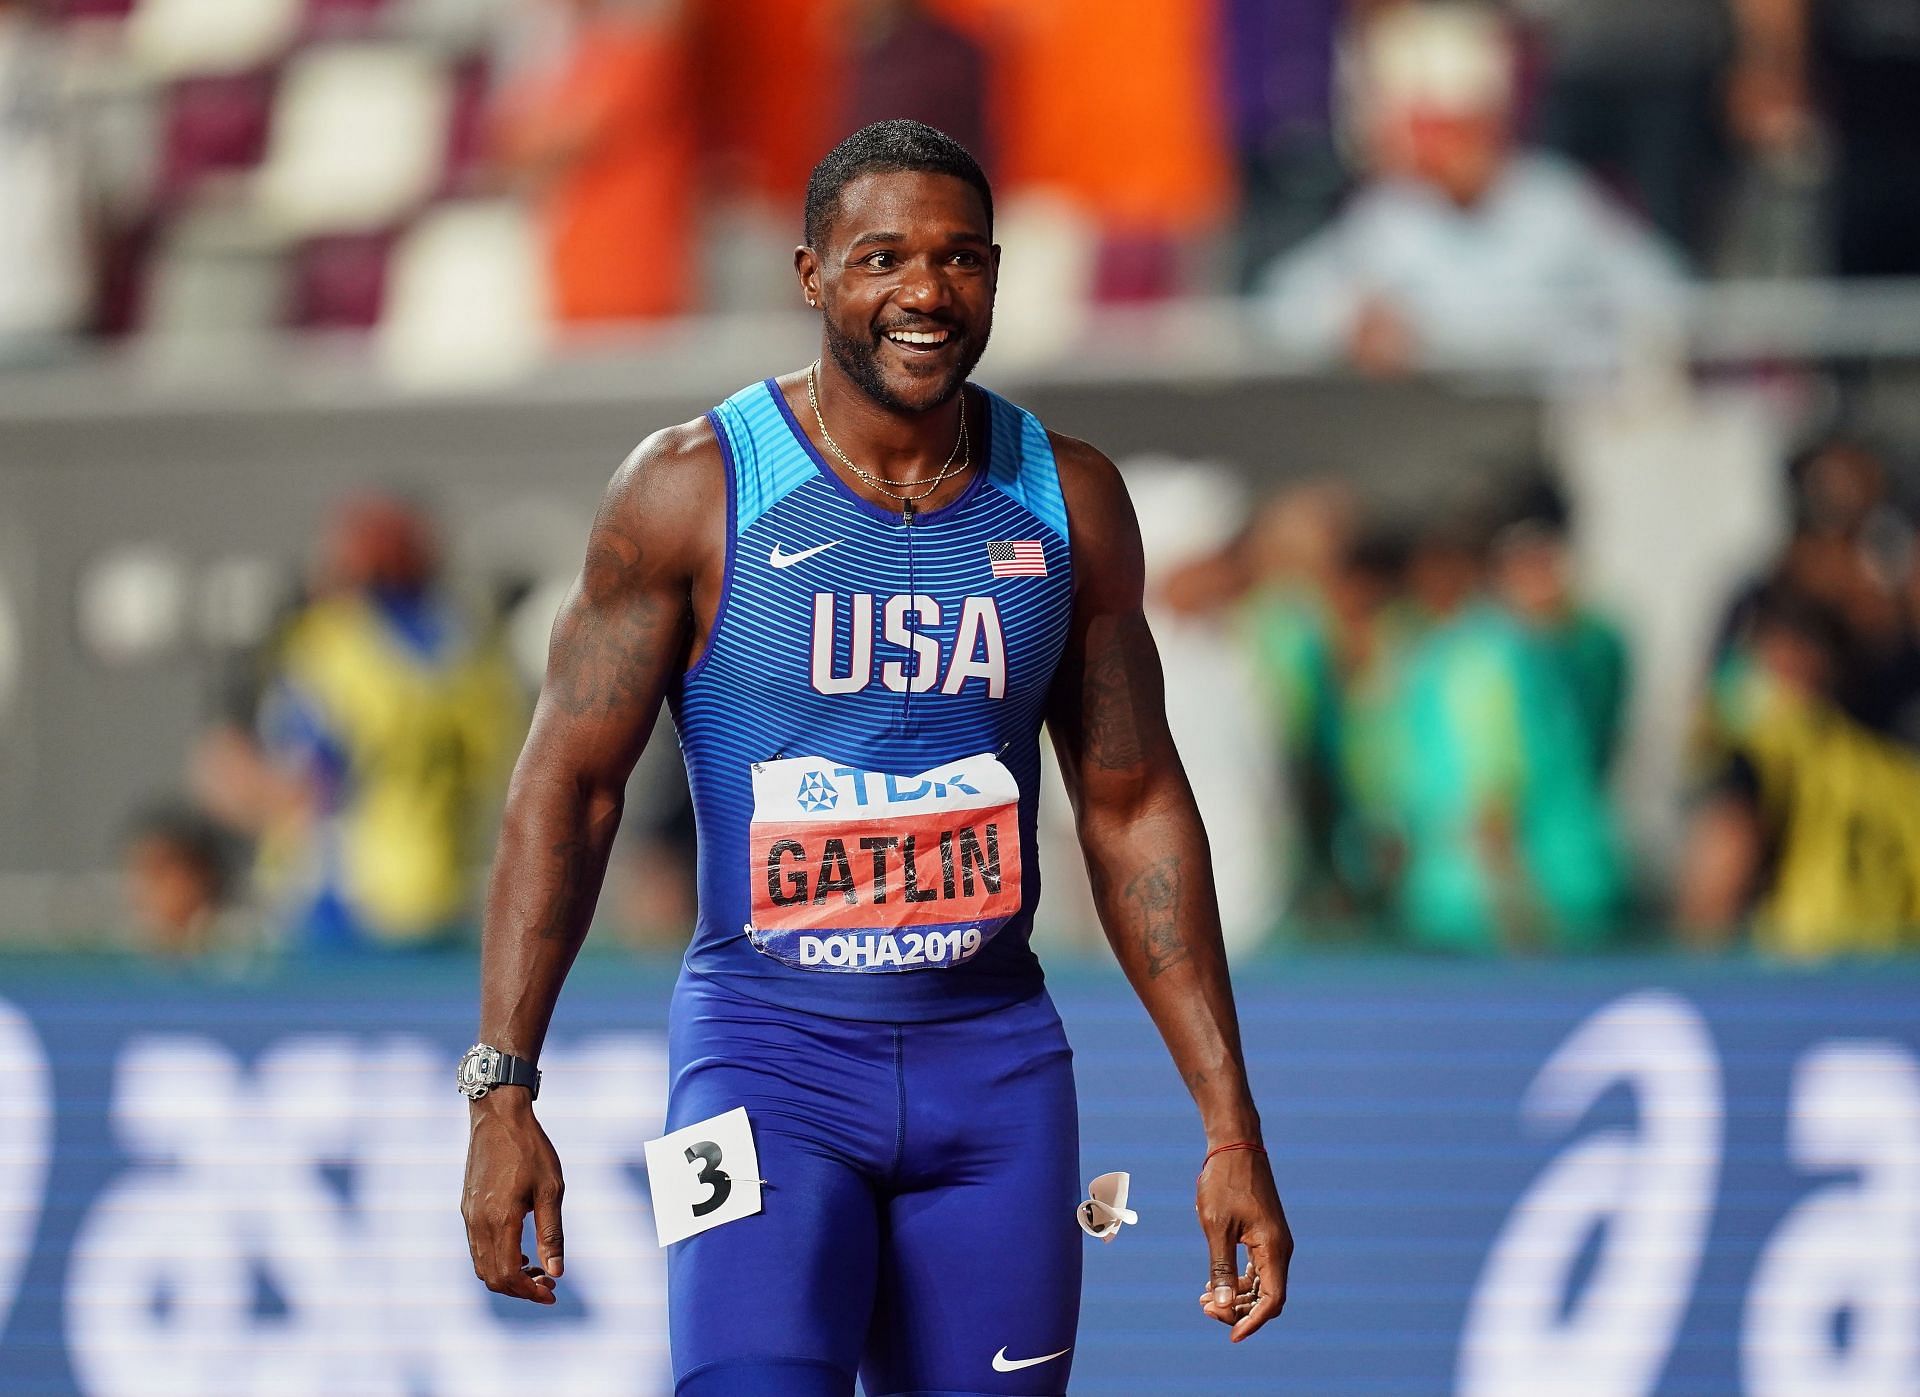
[643,1106,764,1247]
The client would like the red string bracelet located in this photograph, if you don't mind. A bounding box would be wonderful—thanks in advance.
[1200,1141,1268,1173]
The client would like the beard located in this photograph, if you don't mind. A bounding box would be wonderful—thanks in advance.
[822,313,991,415]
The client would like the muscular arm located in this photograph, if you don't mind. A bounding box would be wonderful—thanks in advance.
[1044,436,1290,1339]
[464,419,720,1301]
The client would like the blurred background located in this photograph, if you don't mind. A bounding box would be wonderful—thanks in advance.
[3,0,1920,1392]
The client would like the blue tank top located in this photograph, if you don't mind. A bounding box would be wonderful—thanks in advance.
[667,377,1074,1021]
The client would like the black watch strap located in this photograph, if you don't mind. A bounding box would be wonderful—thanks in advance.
[495,1052,541,1099]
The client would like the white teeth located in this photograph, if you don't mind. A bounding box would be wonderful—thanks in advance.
[887,330,948,345]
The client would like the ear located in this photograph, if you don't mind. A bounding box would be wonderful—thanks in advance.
[794,245,821,309]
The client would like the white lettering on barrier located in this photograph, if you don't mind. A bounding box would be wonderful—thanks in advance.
[64,1032,671,1397]
[1743,1042,1920,1396]
[0,1000,52,1344]
[1457,990,1723,1397]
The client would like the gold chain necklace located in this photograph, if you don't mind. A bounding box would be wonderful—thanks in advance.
[807,361,968,506]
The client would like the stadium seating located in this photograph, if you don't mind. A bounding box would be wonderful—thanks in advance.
[301,0,392,40]
[288,230,398,329]
[125,0,301,79]
[141,205,287,340]
[378,199,548,388]
[251,42,452,238]
[155,72,276,204]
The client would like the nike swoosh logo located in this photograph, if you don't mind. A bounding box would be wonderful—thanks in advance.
[768,540,843,568]
[992,1346,1071,1373]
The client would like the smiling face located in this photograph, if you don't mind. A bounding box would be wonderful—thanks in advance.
[797,169,998,415]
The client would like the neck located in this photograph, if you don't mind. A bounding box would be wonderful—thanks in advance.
[810,357,966,483]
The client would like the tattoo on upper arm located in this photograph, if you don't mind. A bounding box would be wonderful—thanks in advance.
[1126,855,1190,978]
[1082,612,1164,771]
[549,522,683,719]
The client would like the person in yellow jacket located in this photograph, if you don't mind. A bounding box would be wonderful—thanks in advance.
[1680,589,1920,957]
[259,495,522,950]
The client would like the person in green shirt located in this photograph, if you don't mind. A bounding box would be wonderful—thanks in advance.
[1243,527,1415,930]
[1490,503,1631,780]
[1390,517,1625,953]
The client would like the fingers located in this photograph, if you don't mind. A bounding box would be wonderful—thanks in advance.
[465,1201,556,1305]
[520,1252,557,1298]
[533,1182,566,1279]
[1196,1267,1257,1326]
[1230,1286,1283,1342]
[1204,1219,1237,1315]
[1230,1239,1290,1343]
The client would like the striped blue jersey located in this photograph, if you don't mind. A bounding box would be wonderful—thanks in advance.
[667,377,1074,1021]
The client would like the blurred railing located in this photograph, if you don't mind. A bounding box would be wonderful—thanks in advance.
[7,281,1920,424]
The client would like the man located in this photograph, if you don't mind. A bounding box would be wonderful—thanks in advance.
[492,0,696,323]
[258,494,523,950]
[1258,2,1685,378]
[1681,589,1920,956]
[461,120,1291,1395]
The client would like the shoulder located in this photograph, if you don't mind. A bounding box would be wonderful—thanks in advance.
[608,415,725,509]
[1046,429,1131,522]
[594,414,726,565]
[282,594,370,659]
[1046,430,1143,600]
[1506,152,1593,204]
[1508,153,1651,237]
[562,415,726,607]
[1047,429,1141,545]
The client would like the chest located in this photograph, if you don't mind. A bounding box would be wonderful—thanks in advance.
[712,482,1072,711]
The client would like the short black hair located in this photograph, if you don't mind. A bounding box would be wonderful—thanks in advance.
[803,119,993,250]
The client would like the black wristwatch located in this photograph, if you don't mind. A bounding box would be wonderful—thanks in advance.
[457,1043,541,1101]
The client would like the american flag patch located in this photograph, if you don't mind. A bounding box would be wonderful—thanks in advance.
[988,540,1047,577]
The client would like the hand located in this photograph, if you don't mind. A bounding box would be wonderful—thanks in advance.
[462,1091,565,1305]
[1727,54,1814,159]
[1195,1148,1292,1342]
[1348,298,1416,379]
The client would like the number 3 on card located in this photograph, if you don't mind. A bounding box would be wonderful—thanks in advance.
[643,1107,763,1246]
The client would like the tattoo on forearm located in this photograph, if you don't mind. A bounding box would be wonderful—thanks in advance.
[1082,612,1164,771]
[550,524,681,718]
[536,834,588,942]
[1126,856,1190,978]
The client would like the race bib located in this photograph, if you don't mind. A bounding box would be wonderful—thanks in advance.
[745,752,1023,972]
[643,1107,763,1247]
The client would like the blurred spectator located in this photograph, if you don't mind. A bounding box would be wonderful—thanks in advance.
[1489,478,1630,777]
[1728,0,1920,277]
[1712,436,1920,744]
[951,0,1231,301]
[1389,512,1624,952]
[0,0,88,358]
[249,494,524,951]
[1680,588,1920,956]
[687,0,840,208]
[1291,525,1416,924]
[1517,0,1732,262]
[1257,2,1686,376]
[493,0,696,323]
[1236,496,1412,923]
[121,804,251,961]
[845,0,989,168]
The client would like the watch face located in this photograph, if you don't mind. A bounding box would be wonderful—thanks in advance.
[458,1045,500,1098]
